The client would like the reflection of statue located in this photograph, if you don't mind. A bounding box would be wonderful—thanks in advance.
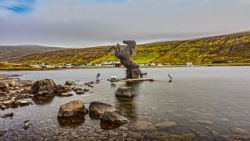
[115,82,141,120]
[113,40,141,79]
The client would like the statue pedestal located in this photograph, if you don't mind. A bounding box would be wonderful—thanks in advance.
[126,68,141,79]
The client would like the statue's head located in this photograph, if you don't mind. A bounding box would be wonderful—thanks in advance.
[123,40,136,46]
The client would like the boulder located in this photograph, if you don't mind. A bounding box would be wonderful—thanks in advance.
[58,100,88,118]
[31,79,56,95]
[55,85,72,94]
[115,87,135,99]
[58,100,88,126]
[89,101,117,119]
[0,82,9,92]
[100,112,129,129]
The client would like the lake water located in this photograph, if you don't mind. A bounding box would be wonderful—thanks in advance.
[0,67,250,141]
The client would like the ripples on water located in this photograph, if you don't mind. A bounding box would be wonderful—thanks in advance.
[0,67,250,140]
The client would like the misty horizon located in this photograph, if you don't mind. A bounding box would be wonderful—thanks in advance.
[1,0,250,48]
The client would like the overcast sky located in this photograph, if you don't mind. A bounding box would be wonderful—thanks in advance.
[0,0,250,48]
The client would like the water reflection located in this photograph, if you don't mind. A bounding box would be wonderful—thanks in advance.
[58,116,85,127]
[32,95,55,105]
[115,82,141,120]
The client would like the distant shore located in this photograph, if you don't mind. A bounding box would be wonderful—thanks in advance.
[0,63,250,72]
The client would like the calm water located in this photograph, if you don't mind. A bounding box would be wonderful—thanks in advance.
[1,67,250,140]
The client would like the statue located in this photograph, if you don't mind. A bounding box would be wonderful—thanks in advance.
[113,40,141,79]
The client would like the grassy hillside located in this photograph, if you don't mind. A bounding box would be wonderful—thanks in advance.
[0,45,62,61]
[11,31,250,65]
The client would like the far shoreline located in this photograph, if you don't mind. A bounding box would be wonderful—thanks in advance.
[0,63,250,72]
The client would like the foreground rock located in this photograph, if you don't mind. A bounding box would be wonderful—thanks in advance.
[58,100,88,118]
[89,101,117,119]
[58,100,88,126]
[100,112,129,129]
[115,87,135,100]
[31,79,56,95]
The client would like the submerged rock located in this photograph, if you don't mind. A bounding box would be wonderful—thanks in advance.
[89,101,117,119]
[100,112,129,129]
[0,130,6,137]
[31,79,56,95]
[58,100,88,118]
[155,121,177,128]
[233,128,249,135]
[131,120,155,130]
[115,87,135,99]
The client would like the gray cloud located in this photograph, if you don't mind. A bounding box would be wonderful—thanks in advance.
[0,0,250,48]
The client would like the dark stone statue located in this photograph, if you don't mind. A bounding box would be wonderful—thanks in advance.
[113,40,141,79]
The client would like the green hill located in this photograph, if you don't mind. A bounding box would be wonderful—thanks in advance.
[0,45,62,62]
[10,31,250,65]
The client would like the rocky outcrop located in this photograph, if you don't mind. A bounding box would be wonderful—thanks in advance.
[100,112,129,129]
[115,87,135,99]
[89,101,117,119]
[31,79,56,95]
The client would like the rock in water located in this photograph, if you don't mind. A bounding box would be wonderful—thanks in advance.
[58,100,88,126]
[132,121,155,130]
[155,121,177,128]
[65,81,76,86]
[100,112,129,129]
[23,120,31,130]
[55,85,72,94]
[31,79,56,95]
[58,100,88,118]
[115,87,135,99]
[2,112,14,119]
[89,101,117,119]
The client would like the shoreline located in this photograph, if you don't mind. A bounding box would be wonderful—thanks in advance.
[0,63,250,72]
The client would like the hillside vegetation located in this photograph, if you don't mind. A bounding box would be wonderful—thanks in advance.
[9,31,250,65]
[0,45,62,61]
